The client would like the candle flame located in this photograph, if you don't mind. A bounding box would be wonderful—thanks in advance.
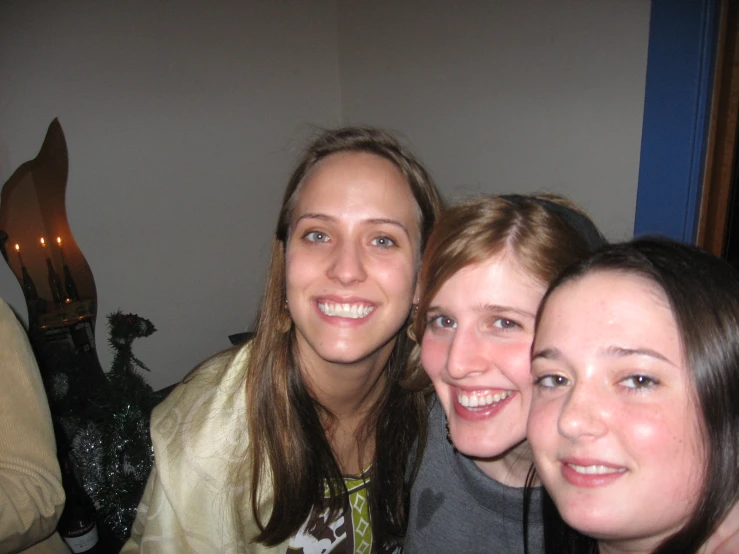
[57,236,62,246]
[15,244,19,252]
[40,237,46,246]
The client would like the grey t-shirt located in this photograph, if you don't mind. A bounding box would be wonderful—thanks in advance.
[404,400,544,554]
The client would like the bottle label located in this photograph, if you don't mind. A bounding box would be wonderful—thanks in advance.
[63,525,99,552]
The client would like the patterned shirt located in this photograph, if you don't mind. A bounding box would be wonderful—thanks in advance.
[288,470,373,554]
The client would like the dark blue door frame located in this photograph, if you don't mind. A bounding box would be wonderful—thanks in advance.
[633,0,721,242]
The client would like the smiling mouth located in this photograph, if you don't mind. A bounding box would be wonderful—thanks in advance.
[318,302,375,319]
[456,390,513,409]
[566,463,627,475]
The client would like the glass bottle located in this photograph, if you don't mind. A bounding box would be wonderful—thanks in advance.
[58,455,101,553]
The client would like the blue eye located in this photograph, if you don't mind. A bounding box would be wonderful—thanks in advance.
[371,236,397,248]
[304,231,329,243]
[493,318,519,330]
[622,374,658,390]
[428,315,456,329]
[534,374,570,388]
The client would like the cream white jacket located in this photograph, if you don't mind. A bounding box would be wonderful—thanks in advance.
[122,344,288,554]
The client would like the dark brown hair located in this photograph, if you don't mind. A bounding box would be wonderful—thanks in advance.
[235,126,443,549]
[537,238,739,554]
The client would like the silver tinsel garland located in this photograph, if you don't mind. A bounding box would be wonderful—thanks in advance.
[41,311,162,548]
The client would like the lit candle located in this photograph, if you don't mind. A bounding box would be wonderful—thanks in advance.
[56,236,67,264]
[15,243,23,265]
[40,237,52,263]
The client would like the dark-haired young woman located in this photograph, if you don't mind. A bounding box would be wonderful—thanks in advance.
[529,238,739,554]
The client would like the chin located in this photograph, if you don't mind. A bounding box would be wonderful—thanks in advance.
[452,420,524,453]
[453,436,507,459]
[318,349,368,364]
[558,506,625,539]
[315,343,389,365]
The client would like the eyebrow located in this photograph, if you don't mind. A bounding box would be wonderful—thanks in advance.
[531,345,676,365]
[531,347,560,362]
[476,304,536,318]
[602,345,674,365]
[428,303,536,319]
[294,213,411,237]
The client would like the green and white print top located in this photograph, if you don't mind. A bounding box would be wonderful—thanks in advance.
[287,470,373,554]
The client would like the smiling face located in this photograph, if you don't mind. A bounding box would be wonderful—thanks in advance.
[528,271,705,553]
[420,251,547,484]
[285,151,420,375]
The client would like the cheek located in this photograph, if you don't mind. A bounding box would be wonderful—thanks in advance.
[372,257,416,294]
[624,408,705,475]
[421,333,449,382]
[527,396,561,452]
[284,260,299,298]
[285,247,313,286]
[491,340,535,391]
[613,400,707,510]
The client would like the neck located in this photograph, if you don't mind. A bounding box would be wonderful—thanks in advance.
[297,338,396,474]
[300,352,390,419]
[598,538,662,554]
[472,439,535,487]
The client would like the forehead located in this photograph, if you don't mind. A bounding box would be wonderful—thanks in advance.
[434,250,547,308]
[549,270,668,312]
[538,270,679,350]
[292,151,419,220]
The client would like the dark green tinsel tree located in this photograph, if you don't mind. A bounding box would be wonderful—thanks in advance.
[39,311,163,548]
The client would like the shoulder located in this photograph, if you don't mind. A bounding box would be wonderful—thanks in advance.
[128,343,287,552]
[149,343,252,488]
[424,396,448,454]
[0,298,14,321]
[411,396,450,487]
[0,299,26,347]
[154,343,250,425]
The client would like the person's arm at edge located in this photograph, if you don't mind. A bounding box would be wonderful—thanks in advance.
[0,299,67,552]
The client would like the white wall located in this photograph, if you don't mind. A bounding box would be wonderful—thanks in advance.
[0,1,342,389]
[0,1,650,389]
[338,0,650,239]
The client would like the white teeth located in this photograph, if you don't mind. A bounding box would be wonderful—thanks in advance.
[457,390,512,408]
[568,464,626,475]
[318,302,374,319]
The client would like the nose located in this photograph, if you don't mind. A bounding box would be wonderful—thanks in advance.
[326,239,367,284]
[445,326,488,380]
[557,382,608,440]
